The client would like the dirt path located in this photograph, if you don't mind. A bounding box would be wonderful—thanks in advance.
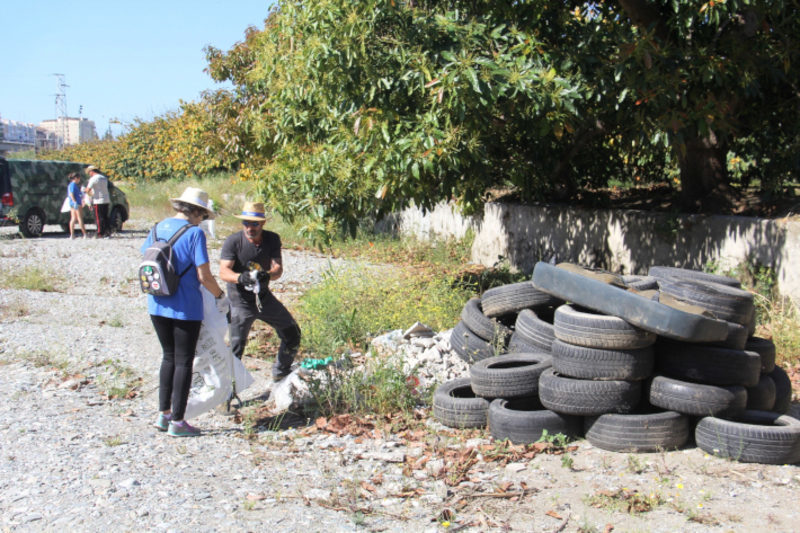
[1,222,799,532]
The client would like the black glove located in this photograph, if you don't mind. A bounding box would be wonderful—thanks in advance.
[256,270,270,282]
[237,271,257,285]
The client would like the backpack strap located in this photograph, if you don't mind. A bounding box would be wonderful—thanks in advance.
[166,223,197,278]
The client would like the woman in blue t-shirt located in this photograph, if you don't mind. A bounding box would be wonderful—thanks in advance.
[66,172,87,239]
[140,187,229,437]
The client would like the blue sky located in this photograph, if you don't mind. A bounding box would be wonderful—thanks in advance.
[0,1,274,137]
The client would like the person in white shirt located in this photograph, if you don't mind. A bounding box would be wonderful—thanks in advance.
[85,164,111,238]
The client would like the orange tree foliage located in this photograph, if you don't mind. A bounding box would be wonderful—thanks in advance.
[41,95,240,182]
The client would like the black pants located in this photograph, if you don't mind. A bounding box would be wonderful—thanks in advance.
[229,291,300,371]
[93,203,110,236]
[150,315,202,421]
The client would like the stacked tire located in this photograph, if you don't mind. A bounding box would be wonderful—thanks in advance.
[526,262,799,464]
[450,282,560,365]
[435,263,799,464]
[544,304,690,452]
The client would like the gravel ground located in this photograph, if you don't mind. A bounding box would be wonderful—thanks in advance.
[1,220,799,533]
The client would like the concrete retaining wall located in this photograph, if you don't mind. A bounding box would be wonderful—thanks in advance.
[396,201,800,305]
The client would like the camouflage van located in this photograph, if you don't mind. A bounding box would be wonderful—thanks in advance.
[0,157,129,237]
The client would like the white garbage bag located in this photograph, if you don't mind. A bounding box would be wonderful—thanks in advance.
[184,288,254,419]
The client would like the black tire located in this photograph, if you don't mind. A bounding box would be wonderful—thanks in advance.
[507,334,543,354]
[532,262,729,343]
[648,266,741,288]
[622,275,659,291]
[538,368,642,416]
[20,207,46,237]
[512,309,555,353]
[584,411,690,452]
[695,410,800,464]
[450,321,498,364]
[432,378,490,428]
[109,206,126,233]
[768,366,793,414]
[489,398,582,444]
[460,298,512,344]
[658,279,755,327]
[470,353,552,399]
[481,281,561,317]
[648,375,747,418]
[655,342,761,387]
[746,337,776,373]
[553,304,656,350]
[551,339,654,381]
[707,321,748,351]
[746,374,776,411]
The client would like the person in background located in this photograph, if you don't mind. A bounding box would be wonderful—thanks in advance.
[219,201,301,380]
[66,172,87,239]
[85,164,110,238]
[141,187,229,437]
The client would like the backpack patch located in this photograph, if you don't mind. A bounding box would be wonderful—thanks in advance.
[139,223,195,296]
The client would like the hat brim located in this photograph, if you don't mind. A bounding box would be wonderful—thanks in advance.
[170,197,216,220]
[233,214,266,222]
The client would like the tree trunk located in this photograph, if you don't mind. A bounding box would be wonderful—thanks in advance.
[677,133,733,212]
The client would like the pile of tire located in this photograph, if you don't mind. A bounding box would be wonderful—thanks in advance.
[432,263,800,465]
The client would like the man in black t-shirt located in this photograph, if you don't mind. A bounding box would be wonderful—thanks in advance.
[219,201,301,379]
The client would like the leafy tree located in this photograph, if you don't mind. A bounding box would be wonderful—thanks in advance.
[603,0,800,206]
[207,0,799,234]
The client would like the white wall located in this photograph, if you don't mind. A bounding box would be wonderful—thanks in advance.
[395,201,800,306]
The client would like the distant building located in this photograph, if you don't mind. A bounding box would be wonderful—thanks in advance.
[0,118,38,154]
[38,117,97,148]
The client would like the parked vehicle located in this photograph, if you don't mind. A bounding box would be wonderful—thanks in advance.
[0,156,129,237]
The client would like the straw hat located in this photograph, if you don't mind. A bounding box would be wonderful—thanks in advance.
[233,201,267,222]
[85,165,99,173]
[170,187,216,220]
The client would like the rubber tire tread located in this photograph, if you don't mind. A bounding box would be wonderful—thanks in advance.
[695,410,800,464]
[584,411,690,452]
[513,309,555,352]
[655,342,761,387]
[532,262,729,343]
[460,298,512,344]
[432,377,490,428]
[648,266,741,288]
[538,368,642,416]
[648,375,746,418]
[489,398,582,444]
[450,321,497,365]
[551,339,654,381]
[508,335,545,355]
[622,275,659,291]
[746,374,776,411]
[768,366,792,414]
[553,304,656,350]
[746,337,776,373]
[481,281,561,317]
[470,353,552,399]
[658,279,754,326]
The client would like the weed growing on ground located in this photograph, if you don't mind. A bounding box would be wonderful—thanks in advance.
[298,264,471,354]
[97,358,141,400]
[304,353,426,418]
[584,488,666,514]
[17,350,69,372]
[0,266,66,292]
[103,436,125,447]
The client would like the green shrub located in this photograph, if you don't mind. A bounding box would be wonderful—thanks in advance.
[0,267,66,292]
[297,264,471,355]
[304,354,426,418]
